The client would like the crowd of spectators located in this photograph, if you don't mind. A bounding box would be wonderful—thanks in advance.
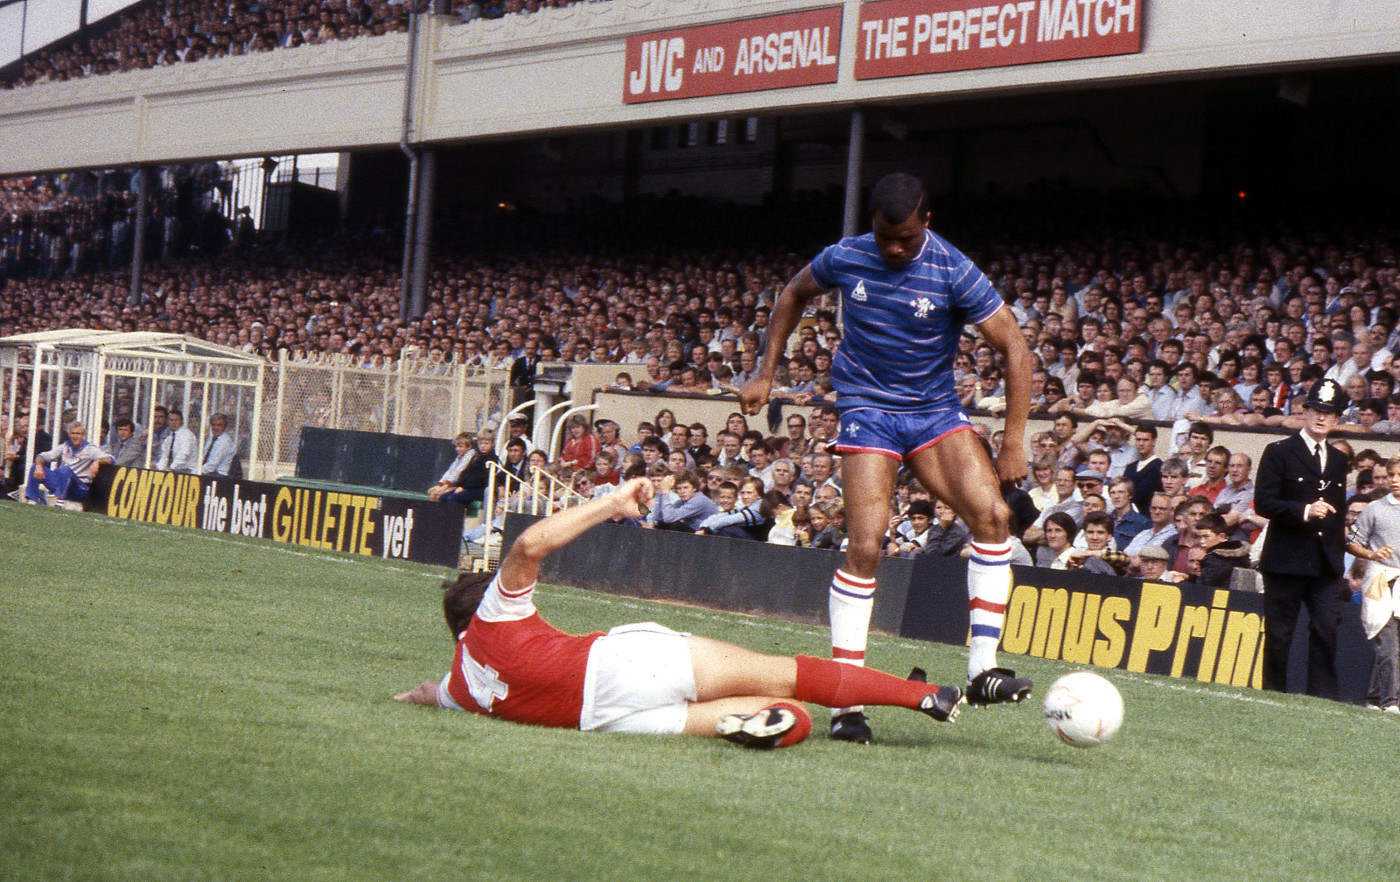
[1,0,606,90]
[4,173,1400,594]
[0,167,240,284]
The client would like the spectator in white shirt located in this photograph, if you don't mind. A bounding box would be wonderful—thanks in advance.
[200,414,237,476]
[157,409,199,473]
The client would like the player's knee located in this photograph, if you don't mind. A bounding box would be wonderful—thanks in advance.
[846,537,882,571]
[969,498,1011,538]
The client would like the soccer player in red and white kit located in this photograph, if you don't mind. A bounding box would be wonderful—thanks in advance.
[741,173,1033,744]
[395,478,965,748]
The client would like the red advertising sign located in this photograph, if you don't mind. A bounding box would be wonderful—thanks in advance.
[854,0,1142,80]
[623,7,843,104]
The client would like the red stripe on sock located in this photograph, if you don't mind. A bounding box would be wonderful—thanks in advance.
[795,655,934,710]
[969,542,1012,557]
[969,598,1007,614]
[832,647,866,661]
[834,570,877,588]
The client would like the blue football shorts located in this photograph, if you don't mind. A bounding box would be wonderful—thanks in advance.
[832,406,973,462]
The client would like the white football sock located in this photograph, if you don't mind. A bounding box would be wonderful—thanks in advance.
[967,539,1013,681]
[828,568,876,717]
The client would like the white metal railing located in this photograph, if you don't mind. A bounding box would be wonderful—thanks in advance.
[467,462,590,571]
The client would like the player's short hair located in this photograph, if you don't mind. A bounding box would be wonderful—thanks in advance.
[442,570,493,635]
[868,172,929,224]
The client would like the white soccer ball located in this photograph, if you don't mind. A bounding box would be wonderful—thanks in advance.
[1042,672,1123,748]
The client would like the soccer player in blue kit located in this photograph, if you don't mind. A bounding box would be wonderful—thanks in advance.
[741,173,1034,743]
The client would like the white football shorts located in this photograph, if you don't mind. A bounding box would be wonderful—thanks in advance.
[579,622,696,735]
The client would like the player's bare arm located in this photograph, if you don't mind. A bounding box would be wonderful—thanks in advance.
[739,264,827,417]
[497,477,655,593]
[975,305,1033,486]
[395,680,442,705]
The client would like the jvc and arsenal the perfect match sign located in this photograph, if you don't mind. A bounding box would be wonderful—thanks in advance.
[623,7,842,104]
[855,0,1141,79]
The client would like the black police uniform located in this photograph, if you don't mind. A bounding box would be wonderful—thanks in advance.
[1253,380,1349,698]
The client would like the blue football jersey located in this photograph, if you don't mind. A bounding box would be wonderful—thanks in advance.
[810,229,1003,412]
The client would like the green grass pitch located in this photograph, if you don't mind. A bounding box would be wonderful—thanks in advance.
[2,503,1397,881]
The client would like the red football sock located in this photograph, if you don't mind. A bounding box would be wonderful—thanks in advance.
[794,655,934,710]
[766,701,813,748]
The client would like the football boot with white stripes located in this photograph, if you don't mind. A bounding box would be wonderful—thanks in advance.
[718,706,801,749]
[966,667,1033,706]
[908,668,962,723]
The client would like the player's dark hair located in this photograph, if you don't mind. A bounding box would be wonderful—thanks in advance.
[868,173,929,224]
[442,570,493,635]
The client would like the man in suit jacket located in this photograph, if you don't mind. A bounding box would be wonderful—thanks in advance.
[1254,378,1350,699]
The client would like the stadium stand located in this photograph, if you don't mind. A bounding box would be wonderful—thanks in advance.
[0,0,605,89]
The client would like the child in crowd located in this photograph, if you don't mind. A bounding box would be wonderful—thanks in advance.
[808,499,845,550]
[697,476,771,541]
[924,499,972,557]
[1194,512,1252,588]
[888,499,934,557]
[650,469,718,532]
[712,481,738,513]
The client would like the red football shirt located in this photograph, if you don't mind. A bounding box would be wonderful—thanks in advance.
[442,577,602,729]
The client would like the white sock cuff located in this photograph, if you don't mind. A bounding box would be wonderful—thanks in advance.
[832,569,877,600]
[968,540,1014,565]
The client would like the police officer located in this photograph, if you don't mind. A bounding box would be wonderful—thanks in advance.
[1254,378,1349,698]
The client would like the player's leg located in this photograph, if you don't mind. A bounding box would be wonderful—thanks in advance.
[826,452,901,740]
[685,696,813,748]
[904,429,1029,703]
[685,636,962,745]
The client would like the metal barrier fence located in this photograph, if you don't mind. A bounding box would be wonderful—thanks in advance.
[257,352,510,479]
[464,462,589,571]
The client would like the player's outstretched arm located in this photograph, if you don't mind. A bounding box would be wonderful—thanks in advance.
[739,264,827,417]
[497,478,655,592]
[394,680,442,706]
[976,306,1033,485]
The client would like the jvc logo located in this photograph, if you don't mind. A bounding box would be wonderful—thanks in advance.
[628,37,686,95]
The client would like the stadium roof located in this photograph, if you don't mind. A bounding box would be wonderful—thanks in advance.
[0,329,262,363]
